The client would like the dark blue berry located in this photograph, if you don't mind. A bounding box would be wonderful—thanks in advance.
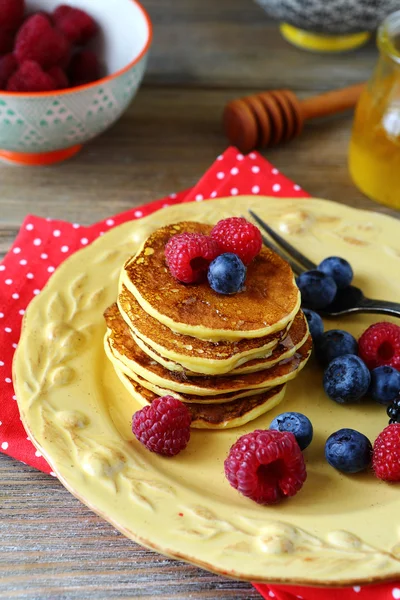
[208,253,246,295]
[297,270,337,309]
[387,396,400,423]
[323,354,371,404]
[269,412,313,450]
[318,256,353,289]
[325,428,372,473]
[316,329,358,367]
[369,366,400,406]
[303,308,324,342]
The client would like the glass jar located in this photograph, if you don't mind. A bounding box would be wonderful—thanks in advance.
[349,10,400,210]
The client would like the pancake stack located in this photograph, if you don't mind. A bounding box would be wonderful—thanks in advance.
[104,221,312,429]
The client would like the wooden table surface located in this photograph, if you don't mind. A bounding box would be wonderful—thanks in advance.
[1,1,399,599]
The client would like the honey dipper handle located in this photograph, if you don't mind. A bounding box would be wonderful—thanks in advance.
[299,82,365,121]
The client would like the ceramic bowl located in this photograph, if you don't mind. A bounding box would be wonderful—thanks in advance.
[254,0,400,52]
[0,0,152,165]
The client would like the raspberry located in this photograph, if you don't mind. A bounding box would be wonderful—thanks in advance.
[69,50,100,86]
[165,233,221,284]
[211,217,262,265]
[0,27,16,55]
[224,429,307,505]
[53,5,97,45]
[373,424,400,481]
[132,396,191,456]
[7,60,56,92]
[48,66,69,89]
[0,0,24,31]
[35,11,53,22]
[358,322,400,371]
[15,14,70,69]
[0,53,17,89]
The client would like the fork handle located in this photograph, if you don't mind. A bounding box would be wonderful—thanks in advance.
[360,298,400,319]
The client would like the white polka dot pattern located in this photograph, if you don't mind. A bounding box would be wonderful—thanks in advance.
[262,581,400,599]
[266,582,400,599]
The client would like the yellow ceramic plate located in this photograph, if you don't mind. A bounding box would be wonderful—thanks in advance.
[13,197,400,587]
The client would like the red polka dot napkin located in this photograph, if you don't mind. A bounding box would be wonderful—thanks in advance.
[0,146,306,473]
[0,146,397,600]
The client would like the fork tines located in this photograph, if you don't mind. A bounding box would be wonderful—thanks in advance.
[248,209,317,276]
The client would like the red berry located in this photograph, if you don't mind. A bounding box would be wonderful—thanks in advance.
[0,0,24,31]
[358,322,400,371]
[7,60,56,92]
[33,11,53,23]
[224,429,307,505]
[0,52,17,89]
[15,14,70,69]
[48,66,69,89]
[132,396,191,456]
[165,232,221,284]
[211,217,262,265]
[373,424,400,481]
[69,50,100,86]
[53,5,97,45]
[0,27,16,55]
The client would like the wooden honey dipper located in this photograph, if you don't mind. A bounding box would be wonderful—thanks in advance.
[223,82,365,153]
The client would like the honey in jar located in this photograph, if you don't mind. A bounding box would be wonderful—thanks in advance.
[349,10,400,210]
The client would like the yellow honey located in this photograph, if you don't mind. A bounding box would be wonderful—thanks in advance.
[349,11,400,210]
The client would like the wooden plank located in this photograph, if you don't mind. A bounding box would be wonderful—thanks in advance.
[142,0,377,90]
[0,86,396,242]
[0,456,258,600]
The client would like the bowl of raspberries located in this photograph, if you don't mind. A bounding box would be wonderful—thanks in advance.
[0,0,152,165]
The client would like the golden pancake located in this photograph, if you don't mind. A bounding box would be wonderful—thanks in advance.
[107,339,310,402]
[230,313,309,374]
[116,295,309,376]
[121,222,301,342]
[114,366,287,429]
[104,303,312,400]
[118,286,290,375]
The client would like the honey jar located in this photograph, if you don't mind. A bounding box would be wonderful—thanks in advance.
[349,10,400,210]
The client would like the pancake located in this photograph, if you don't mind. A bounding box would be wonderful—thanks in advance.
[114,366,287,429]
[104,303,312,399]
[130,317,308,376]
[107,339,310,403]
[230,314,309,374]
[113,362,277,403]
[118,286,289,375]
[116,296,309,376]
[121,222,301,342]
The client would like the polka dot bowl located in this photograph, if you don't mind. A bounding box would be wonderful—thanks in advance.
[0,0,152,165]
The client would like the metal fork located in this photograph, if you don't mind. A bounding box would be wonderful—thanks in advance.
[248,209,400,319]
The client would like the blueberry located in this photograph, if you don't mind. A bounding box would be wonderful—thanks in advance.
[323,354,371,404]
[388,397,400,423]
[316,329,358,367]
[296,270,337,309]
[325,428,372,474]
[303,308,324,342]
[269,412,313,450]
[208,253,246,295]
[369,366,400,405]
[318,256,353,289]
